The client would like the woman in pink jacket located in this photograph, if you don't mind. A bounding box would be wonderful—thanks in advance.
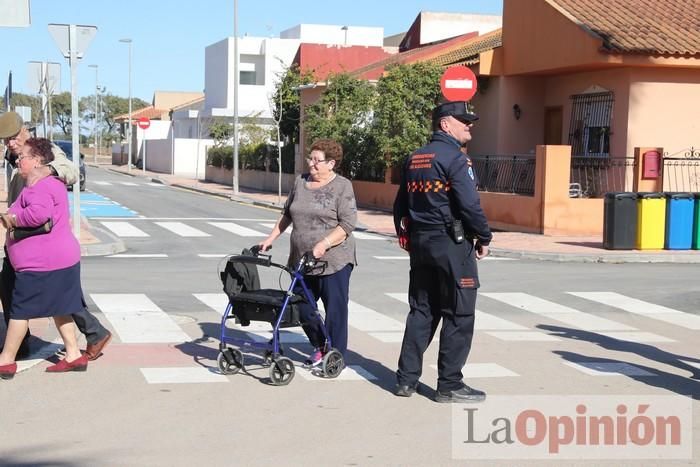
[0,138,87,379]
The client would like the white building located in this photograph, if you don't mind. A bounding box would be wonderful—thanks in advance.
[204,37,301,121]
[400,12,502,51]
[203,23,385,121]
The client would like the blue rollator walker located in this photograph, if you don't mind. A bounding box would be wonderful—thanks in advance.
[217,245,345,385]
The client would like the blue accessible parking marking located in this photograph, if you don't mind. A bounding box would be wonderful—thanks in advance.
[68,192,140,218]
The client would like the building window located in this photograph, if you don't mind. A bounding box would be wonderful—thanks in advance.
[568,91,614,157]
[238,54,265,86]
[240,71,256,85]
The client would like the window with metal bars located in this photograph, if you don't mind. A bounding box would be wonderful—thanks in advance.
[568,91,614,157]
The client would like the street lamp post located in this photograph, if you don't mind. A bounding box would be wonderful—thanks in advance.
[119,38,133,172]
[232,0,239,195]
[88,64,98,163]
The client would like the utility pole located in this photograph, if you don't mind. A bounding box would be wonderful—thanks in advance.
[232,0,240,195]
[88,64,98,163]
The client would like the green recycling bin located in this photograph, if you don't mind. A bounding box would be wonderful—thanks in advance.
[637,192,666,250]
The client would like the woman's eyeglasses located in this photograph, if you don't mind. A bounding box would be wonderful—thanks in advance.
[306,158,332,166]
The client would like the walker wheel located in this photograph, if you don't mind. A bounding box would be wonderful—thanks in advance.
[269,356,295,386]
[322,349,344,378]
[217,348,243,375]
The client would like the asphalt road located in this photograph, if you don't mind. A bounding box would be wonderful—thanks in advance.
[1,166,698,466]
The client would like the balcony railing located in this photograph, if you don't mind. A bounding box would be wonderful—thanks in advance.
[663,147,700,192]
[471,154,536,196]
[569,156,636,198]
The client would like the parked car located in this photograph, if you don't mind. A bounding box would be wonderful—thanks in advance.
[54,140,86,191]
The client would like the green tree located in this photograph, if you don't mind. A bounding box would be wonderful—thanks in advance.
[304,72,377,178]
[208,118,233,147]
[100,94,149,138]
[51,92,78,136]
[371,62,443,167]
[239,113,273,170]
[272,64,314,145]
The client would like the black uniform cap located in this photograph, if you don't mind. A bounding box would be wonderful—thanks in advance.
[433,101,479,123]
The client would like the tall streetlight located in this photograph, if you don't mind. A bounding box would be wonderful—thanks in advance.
[88,64,99,163]
[119,38,133,172]
[232,0,240,195]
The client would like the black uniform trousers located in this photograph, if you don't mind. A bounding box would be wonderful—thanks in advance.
[0,253,109,346]
[396,228,478,392]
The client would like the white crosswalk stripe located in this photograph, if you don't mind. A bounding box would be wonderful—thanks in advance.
[429,363,519,378]
[353,231,385,240]
[385,292,545,341]
[100,221,150,237]
[208,222,267,237]
[155,221,211,237]
[562,361,656,377]
[90,294,190,343]
[373,255,515,261]
[480,293,675,343]
[77,290,695,385]
[94,181,112,186]
[119,181,138,186]
[107,254,168,258]
[569,292,700,330]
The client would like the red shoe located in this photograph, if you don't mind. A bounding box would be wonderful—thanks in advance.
[0,362,17,380]
[46,354,88,373]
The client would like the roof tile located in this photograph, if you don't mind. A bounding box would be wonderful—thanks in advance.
[550,0,700,55]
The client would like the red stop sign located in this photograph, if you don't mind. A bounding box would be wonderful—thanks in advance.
[137,117,151,130]
[440,66,478,102]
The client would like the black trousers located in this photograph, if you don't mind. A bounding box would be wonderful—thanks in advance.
[0,254,109,345]
[396,228,478,392]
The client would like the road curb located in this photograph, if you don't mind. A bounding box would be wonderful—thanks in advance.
[168,182,286,212]
[80,218,127,257]
[489,248,700,263]
[95,167,700,264]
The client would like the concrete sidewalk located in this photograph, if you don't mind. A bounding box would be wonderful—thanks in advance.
[99,163,700,263]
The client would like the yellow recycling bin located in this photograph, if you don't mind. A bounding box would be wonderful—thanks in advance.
[636,192,666,249]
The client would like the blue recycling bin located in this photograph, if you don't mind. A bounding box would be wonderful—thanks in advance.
[664,193,695,249]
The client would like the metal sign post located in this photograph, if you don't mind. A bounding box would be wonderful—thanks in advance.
[48,23,97,239]
[28,61,60,138]
[137,117,150,174]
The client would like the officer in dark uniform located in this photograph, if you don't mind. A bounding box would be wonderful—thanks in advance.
[393,101,492,403]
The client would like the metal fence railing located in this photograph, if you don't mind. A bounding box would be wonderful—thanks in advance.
[569,156,636,198]
[663,147,700,193]
[471,154,536,196]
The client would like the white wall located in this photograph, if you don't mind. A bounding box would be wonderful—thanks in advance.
[420,13,501,44]
[204,39,230,111]
[144,137,212,179]
[204,23,384,123]
[280,23,384,47]
[135,120,172,162]
[204,36,300,121]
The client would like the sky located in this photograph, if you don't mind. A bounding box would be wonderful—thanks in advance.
[1,0,502,107]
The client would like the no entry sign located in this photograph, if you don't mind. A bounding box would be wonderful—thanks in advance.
[137,117,151,130]
[440,66,477,102]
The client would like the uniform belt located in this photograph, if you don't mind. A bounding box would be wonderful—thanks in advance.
[411,222,445,231]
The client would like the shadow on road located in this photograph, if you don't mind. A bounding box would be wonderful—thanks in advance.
[539,324,700,399]
[171,321,405,396]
